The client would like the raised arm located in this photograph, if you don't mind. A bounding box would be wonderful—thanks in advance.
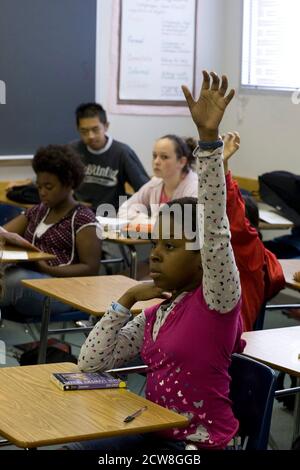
[222,131,240,174]
[182,71,240,313]
[223,132,264,266]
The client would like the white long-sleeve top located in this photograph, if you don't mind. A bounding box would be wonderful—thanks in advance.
[118,170,198,222]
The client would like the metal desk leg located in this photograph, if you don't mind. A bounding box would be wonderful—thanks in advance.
[37,297,51,364]
[292,377,300,442]
[128,245,138,279]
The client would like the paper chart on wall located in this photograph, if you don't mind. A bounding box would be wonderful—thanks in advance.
[118,0,197,104]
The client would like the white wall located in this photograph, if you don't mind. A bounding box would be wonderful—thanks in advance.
[0,160,34,180]
[96,0,225,174]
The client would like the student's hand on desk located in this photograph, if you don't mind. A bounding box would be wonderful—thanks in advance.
[118,282,172,310]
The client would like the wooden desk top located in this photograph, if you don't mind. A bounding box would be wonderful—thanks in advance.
[1,246,55,263]
[0,180,33,208]
[0,362,188,448]
[279,259,300,291]
[242,326,300,376]
[22,275,162,315]
[259,221,293,230]
[105,232,151,246]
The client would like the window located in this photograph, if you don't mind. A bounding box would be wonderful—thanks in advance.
[241,0,300,90]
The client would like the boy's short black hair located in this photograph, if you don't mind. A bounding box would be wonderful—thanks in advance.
[32,144,85,189]
[76,103,107,126]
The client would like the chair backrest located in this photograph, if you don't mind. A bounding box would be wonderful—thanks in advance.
[0,204,23,225]
[229,353,277,450]
[252,301,267,331]
[233,175,261,201]
[0,305,89,324]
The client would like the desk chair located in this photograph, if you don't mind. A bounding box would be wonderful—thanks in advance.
[109,354,277,450]
[0,305,91,349]
[263,303,300,414]
[254,302,300,331]
[0,204,22,225]
[229,353,277,450]
[233,176,261,202]
[252,297,300,330]
[253,302,267,331]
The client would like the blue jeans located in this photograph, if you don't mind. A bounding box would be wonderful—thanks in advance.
[66,433,186,451]
[0,265,78,317]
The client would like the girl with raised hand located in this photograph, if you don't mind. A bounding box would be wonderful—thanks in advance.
[74,71,244,451]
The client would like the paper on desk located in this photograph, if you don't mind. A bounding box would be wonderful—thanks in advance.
[2,250,28,260]
[259,209,293,225]
[96,216,129,229]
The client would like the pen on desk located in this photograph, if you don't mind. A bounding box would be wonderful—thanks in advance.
[123,406,148,423]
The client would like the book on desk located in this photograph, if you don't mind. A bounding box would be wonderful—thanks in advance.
[259,209,293,225]
[51,371,127,391]
[97,216,153,239]
[0,227,40,252]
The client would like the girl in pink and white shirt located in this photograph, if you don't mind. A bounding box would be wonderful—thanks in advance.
[76,71,244,451]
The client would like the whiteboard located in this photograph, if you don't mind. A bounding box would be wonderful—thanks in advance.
[118,0,197,105]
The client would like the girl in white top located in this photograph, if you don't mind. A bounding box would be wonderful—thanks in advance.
[118,135,198,224]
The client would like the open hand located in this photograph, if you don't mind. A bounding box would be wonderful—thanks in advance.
[182,71,235,141]
[222,132,240,173]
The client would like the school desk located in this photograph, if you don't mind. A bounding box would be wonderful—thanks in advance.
[0,180,33,209]
[0,362,188,449]
[105,233,151,279]
[21,275,162,363]
[1,245,55,263]
[279,259,300,291]
[242,326,300,442]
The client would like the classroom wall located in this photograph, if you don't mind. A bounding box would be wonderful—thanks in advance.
[1,0,224,179]
[221,0,300,177]
[95,0,225,175]
[1,0,298,180]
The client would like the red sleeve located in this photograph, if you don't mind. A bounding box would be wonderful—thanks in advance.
[264,250,285,301]
[226,171,265,272]
[226,171,285,331]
